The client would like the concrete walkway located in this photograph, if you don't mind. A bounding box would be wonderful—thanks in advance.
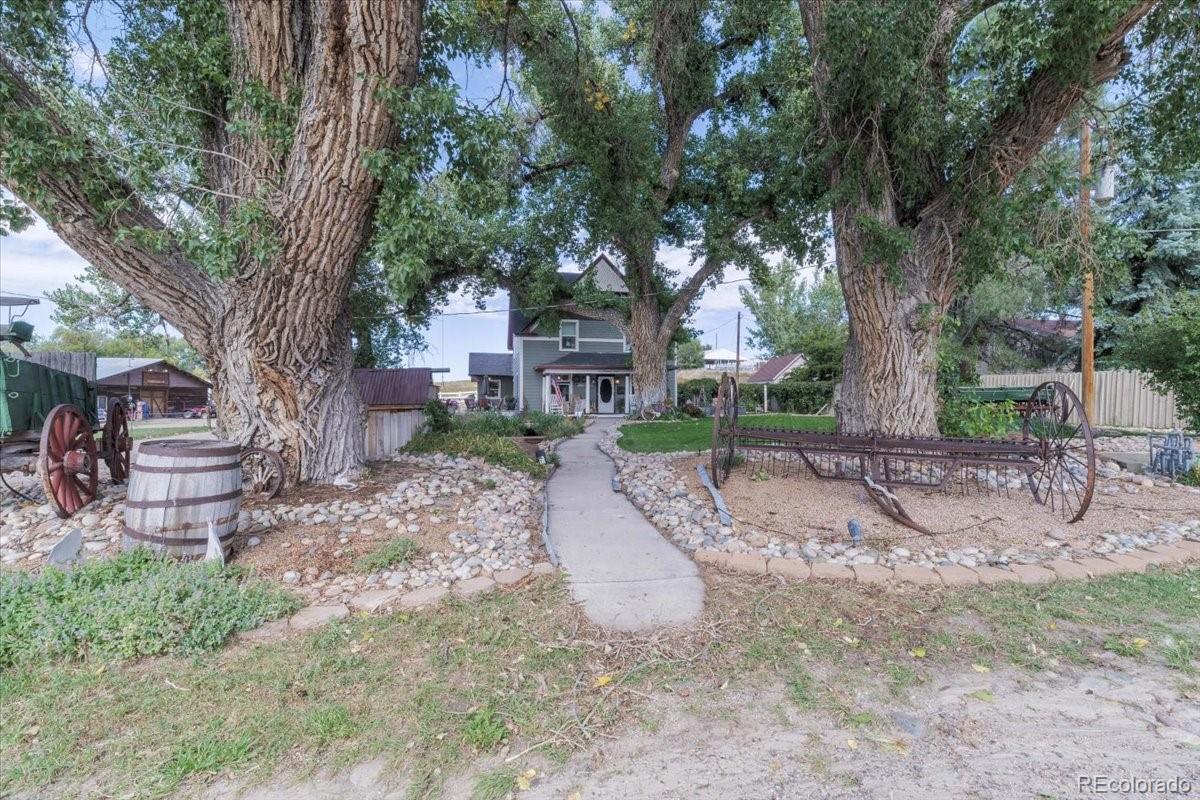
[546,419,704,631]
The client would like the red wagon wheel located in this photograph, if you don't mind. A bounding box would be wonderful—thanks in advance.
[710,374,739,487]
[102,400,132,483]
[38,404,99,519]
[1021,381,1096,522]
[239,447,286,500]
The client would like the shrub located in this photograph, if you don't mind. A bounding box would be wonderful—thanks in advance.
[406,430,549,478]
[1113,291,1200,432]
[423,399,454,434]
[766,379,834,413]
[0,548,298,668]
[455,410,584,440]
[938,397,1019,438]
[354,538,419,573]
[678,377,719,404]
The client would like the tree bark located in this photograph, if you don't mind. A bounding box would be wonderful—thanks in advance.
[628,298,671,410]
[833,211,946,435]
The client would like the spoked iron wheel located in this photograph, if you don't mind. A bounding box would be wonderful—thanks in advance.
[1021,381,1095,522]
[102,400,132,483]
[710,374,739,487]
[239,447,286,500]
[38,404,99,518]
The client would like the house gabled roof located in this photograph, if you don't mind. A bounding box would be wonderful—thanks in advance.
[746,353,806,384]
[353,368,434,408]
[508,255,627,347]
[467,352,513,378]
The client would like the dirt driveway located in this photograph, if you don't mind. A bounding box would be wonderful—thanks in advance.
[519,660,1200,800]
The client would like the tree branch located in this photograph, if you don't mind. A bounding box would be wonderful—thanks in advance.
[952,1,1155,203]
[0,54,220,342]
[660,215,757,338]
[556,301,628,332]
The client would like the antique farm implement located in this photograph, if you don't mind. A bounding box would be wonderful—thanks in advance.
[710,375,1096,532]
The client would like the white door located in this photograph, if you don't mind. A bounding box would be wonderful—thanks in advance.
[597,375,616,414]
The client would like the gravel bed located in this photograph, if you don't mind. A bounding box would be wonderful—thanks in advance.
[600,429,1200,572]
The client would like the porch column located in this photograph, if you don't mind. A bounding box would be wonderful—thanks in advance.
[585,376,591,414]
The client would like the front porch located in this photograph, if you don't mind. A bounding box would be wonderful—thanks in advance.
[540,370,632,416]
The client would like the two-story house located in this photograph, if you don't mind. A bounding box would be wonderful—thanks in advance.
[468,256,677,415]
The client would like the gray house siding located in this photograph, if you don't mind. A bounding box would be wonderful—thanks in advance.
[519,338,560,411]
[531,318,625,341]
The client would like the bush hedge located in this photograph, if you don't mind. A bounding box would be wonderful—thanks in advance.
[764,379,834,413]
[0,549,298,668]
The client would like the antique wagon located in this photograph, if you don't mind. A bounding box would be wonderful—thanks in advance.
[0,345,133,519]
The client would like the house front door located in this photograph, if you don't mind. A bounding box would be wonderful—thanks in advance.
[597,375,616,414]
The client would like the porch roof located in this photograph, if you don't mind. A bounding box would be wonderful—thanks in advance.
[534,352,632,373]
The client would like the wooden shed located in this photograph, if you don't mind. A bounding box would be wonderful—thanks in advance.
[354,368,438,459]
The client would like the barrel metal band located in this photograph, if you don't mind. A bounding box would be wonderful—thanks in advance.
[123,525,237,546]
[125,488,242,509]
[129,461,237,475]
[121,511,238,534]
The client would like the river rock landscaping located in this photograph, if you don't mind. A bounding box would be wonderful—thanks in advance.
[1,450,555,619]
[603,427,1200,580]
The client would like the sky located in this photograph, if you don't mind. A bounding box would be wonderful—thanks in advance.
[0,4,804,382]
[0,218,777,381]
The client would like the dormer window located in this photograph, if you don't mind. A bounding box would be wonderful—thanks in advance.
[559,320,578,351]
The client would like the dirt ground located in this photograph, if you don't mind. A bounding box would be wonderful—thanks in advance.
[199,656,1200,800]
[230,461,484,582]
[677,456,1200,552]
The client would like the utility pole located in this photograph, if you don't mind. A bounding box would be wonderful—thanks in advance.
[1080,119,1096,421]
[735,311,742,377]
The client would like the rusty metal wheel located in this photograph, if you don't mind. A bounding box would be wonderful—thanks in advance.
[1022,381,1095,522]
[102,400,132,483]
[38,404,99,518]
[710,374,739,487]
[239,447,285,500]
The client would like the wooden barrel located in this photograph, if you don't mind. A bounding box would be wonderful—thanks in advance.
[123,439,242,560]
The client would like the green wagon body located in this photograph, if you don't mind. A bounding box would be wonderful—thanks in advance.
[0,355,99,440]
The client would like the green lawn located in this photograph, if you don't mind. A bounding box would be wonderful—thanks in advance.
[617,413,835,453]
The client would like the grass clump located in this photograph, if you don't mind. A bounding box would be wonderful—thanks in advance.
[462,708,508,750]
[406,430,549,478]
[354,537,419,573]
[472,768,517,800]
[0,548,297,668]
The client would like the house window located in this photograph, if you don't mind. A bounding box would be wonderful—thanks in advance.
[622,335,631,353]
[485,378,502,399]
[559,320,578,351]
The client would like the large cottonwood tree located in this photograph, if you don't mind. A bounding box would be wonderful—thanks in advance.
[0,1,428,481]
[794,0,1198,434]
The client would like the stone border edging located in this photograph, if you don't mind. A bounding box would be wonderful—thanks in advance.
[694,541,1200,586]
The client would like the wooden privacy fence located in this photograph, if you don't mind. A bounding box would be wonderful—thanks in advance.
[979,369,1185,429]
[364,408,425,460]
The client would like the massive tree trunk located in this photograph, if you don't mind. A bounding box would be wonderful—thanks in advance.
[628,298,671,410]
[832,207,949,435]
[0,1,424,483]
